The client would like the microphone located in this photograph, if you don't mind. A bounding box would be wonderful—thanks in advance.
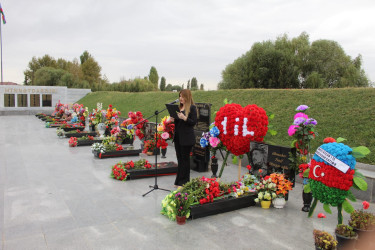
[168,99,179,105]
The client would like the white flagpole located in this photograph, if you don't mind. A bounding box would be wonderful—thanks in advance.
[0,18,3,83]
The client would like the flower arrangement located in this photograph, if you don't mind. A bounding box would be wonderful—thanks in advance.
[91,102,105,125]
[214,103,268,156]
[121,111,148,140]
[254,176,277,202]
[161,177,244,221]
[155,116,175,150]
[173,192,194,217]
[111,159,152,181]
[56,128,64,137]
[159,116,175,140]
[313,229,337,250]
[143,139,157,154]
[288,105,317,176]
[77,135,94,141]
[335,224,357,238]
[91,142,107,153]
[68,137,77,147]
[348,201,375,230]
[269,173,293,197]
[241,172,259,190]
[306,137,370,224]
[200,124,224,158]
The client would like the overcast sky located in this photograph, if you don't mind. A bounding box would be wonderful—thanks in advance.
[2,0,375,90]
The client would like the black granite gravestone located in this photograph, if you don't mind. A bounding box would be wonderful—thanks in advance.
[249,141,295,183]
[190,103,212,172]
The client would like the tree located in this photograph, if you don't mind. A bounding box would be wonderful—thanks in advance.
[218,32,369,89]
[80,50,91,65]
[24,55,57,85]
[171,85,182,91]
[160,76,166,91]
[34,67,65,86]
[81,57,102,85]
[187,80,190,89]
[165,84,173,91]
[148,66,159,89]
[191,77,198,90]
[200,84,204,90]
[181,83,184,89]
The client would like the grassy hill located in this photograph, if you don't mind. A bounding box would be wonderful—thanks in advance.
[78,88,375,164]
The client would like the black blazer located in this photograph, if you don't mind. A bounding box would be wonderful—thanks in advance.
[174,105,197,146]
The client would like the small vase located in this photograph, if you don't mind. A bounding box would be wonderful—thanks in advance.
[84,117,90,132]
[260,200,271,209]
[161,148,167,158]
[176,215,186,225]
[97,123,106,138]
[211,157,218,178]
[273,197,286,209]
[335,233,357,250]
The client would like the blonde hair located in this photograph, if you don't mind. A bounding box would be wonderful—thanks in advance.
[179,89,195,117]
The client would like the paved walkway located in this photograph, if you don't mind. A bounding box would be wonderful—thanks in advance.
[1,115,375,250]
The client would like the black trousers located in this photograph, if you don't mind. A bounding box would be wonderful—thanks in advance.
[174,136,193,186]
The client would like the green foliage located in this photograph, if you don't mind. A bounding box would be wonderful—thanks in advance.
[160,76,166,91]
[352,146,371,159]
[353,176,368,191]
[219,32,369,89]
[342,200,354,214]
[191,77,198,90]
[148,66,159,89]
[323,203,332,214]
[78,88,375,164]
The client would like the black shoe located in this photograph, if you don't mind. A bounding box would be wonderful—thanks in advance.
[301,205,310,212]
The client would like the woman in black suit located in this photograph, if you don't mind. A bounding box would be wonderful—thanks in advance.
[170,89,197,187]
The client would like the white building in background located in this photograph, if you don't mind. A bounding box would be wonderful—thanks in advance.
[0,83,91,115]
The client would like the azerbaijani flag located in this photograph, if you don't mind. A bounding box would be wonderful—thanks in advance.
[0,3,6,24]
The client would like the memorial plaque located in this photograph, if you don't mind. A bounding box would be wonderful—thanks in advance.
[249,141,294,182]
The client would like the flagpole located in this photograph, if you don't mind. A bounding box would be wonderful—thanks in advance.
[0,19,2,83]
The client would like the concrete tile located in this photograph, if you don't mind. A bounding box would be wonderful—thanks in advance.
[3,222,43,241]
[44,228,91,250]
[4,233,48,250]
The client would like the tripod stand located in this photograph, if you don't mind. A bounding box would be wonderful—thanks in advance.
[139,107,170,197]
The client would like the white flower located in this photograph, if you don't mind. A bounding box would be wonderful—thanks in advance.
[258,193,263,200]
[272,193,277,199]
[264,192,271,200]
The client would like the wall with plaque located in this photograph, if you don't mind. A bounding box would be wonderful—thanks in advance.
[191,103,212,172]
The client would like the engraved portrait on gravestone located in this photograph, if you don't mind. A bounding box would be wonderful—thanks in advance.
[249,142,269,177]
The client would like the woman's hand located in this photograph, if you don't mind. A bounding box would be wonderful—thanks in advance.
[177,112,187,121]
[170,117,175,122]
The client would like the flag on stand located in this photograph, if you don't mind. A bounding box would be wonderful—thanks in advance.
[0,3,6,24]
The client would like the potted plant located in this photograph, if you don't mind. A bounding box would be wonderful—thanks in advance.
[269,172,293,208]
[334,224,357,249]
[313,229,337,250]
[173,192,194,225]
[254,175,277,209]
[348,201,375,237]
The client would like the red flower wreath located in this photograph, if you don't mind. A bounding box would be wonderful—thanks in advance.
[215,104,268,156]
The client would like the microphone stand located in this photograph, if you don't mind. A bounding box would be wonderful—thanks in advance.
[133,107,171,197]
